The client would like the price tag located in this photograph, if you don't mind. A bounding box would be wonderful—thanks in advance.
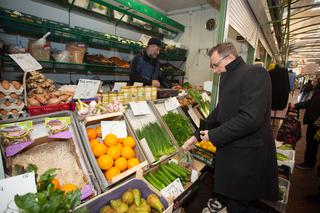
[101,120,127,139]
[201,92,211,102]
[80,184,93,200]
[203,81,213,93]
[113,82,127,92]
[133,82,143,87]
[188,107,200,128]
[191,169,199,183]
[140,34,152,46]
[49,130,72,139]
[129,101,150,116]
[140,138,155,163]
[164,97,181,111]
[74,79,101,99]
[5,140,34,157]
[9,53,42,72]
[160,178,184,200]
[0,172,37,213]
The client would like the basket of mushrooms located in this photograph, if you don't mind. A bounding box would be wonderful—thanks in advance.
[25,71,74,115]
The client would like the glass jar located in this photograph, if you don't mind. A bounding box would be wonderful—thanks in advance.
[145,86,152,101]
[151,86,157,100]
[137,86,146,101]
[117,91,124,104]
[121,86,130,104]
[130,86,138,102]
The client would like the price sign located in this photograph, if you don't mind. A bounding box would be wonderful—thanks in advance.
[0,172,37,213]
[164,97,180,111]
[160,178,184,200]
[74,79,101,99]
[9,53,42,72]
[5,140,34,157]
[203,81,213,93]
[113,82,127,92]
[133,82,143,86]
[101,120,127,139]
[129,101,150,116]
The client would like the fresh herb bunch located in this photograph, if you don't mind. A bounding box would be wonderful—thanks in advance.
[136,122,175,160]
[14,164,86,213]
[163,112,193,146]
[188,89,210,117]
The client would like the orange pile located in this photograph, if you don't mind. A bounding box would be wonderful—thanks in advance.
[86,127,140,182]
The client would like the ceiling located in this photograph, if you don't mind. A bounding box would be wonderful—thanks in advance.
[268,0,320,65]
[143,0,217,12]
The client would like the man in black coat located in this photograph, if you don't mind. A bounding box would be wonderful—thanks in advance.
[183,42,278,212]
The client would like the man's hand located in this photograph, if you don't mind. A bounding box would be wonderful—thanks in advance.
[152,80,160,87]
[200,130,209,141]
[182,136,197,151]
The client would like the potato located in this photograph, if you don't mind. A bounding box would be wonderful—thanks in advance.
[47,98,60,105]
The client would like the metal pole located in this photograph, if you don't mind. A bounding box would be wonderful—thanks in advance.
[285,0,291,65]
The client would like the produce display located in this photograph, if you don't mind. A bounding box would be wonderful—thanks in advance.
[26,71,74,107]
[0,80,25,119]
[136,122,175,160]
[162,112,193,146]
[145,162,190,190]
[99,189,164,213]
[277,152,289,161]
[191,140,216,166]
[188,89,210,118]
[14,164,82,213]
[195,140,216,153]
[76,99,123,118]
[86,128,140,182]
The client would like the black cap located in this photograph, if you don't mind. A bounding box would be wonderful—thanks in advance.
[148,37,162,47]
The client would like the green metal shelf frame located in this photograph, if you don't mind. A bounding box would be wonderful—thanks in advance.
[0,56,185,77]
[0,7,188,61]
[91,0,185,35]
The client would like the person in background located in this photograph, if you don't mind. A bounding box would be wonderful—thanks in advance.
[295,81,320,169]
[129,37,171,88]
[298,80,313,102]
[288,69,296,95]
[183,42,278,213]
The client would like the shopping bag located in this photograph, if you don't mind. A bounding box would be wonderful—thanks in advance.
[276,114,302,149]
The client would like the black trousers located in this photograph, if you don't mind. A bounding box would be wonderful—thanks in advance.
[304,124,319,167]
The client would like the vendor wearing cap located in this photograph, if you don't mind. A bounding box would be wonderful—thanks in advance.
[129,37,172,88]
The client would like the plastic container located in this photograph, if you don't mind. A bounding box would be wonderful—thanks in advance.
[137,86,145,101]
[66,43,86,64]
[130,86,138,102]
[53,50,70,62]
[28,102,72,116]
[151,86,157,100]
[120,86,130,104]
[145,86,152,101]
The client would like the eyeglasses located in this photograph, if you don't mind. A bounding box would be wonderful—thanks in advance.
[210,55,229,69]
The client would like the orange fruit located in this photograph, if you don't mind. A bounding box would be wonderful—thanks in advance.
[86,128,97,140]
[127,158,140,169]
[51,178,60,190]
[123,136,135,148]
[90,139,100,149]
[107,146,121,160]
[115,157,128,172]
[105,167,120,181]
[117,138,124,144]
[97,154,114,170]
[95,126,102,138]
[104,133,118,147]
[93,143,107,157]
[121,146,135,159]
[116,143,123,149]
[60,184,78,193]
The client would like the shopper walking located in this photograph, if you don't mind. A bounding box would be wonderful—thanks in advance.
[288,69,296,95]
[295,82,320,169]
[298,80,313,102]
[183,42,278,213]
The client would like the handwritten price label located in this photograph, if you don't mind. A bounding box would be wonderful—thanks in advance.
[160,178,184,200]
[5,140,34,157]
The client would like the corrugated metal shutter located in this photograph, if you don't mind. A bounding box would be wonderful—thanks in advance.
[229,0,258,47]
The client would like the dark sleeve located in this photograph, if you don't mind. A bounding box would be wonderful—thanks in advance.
[208,67,269,147]
[156,63,172,88]
[130,55,152,85]
[194,104,220,141]
[294,101,309,109]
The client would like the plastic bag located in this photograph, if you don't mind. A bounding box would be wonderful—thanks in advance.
[178,149,193,168]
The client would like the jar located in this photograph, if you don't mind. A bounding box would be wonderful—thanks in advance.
[151,86,157,100]
[121,86,130,104]
[145,86,152,101]
[117,91,124,104]
[130,86,138,102]
[102,93,109,105]
[109,92,117,103]
[137,86,146,101]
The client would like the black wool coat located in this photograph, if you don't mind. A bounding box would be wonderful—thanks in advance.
[205,57,278,201]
